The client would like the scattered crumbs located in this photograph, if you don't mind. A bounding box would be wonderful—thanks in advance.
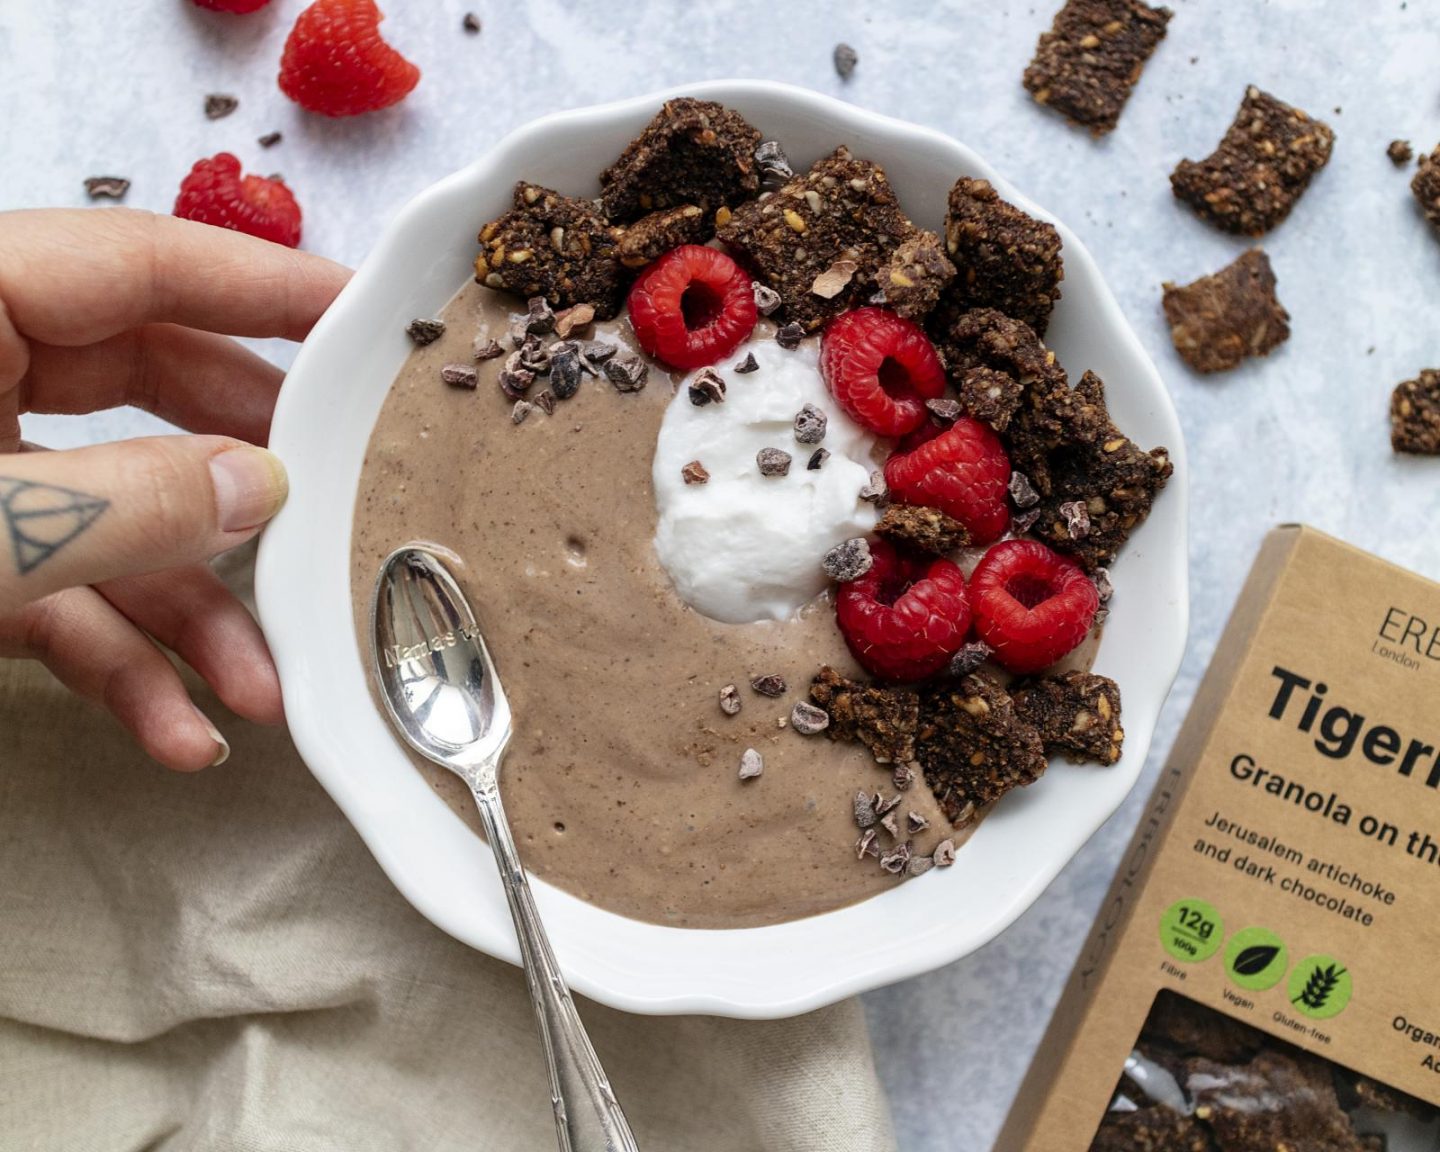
[757,447,792,476]
[510,399,533,425]
[682,460,710,485]
[833,42,858,80]
[752,282,782,315]
[440,363,478,390]
[733,352,759,374]
[738,748,764,780]
[790,701,830,735]
[204,93,239,120]
[406,317,446,345]
[822,537,873,583]
[775,322,805,350]
[719,683,742,716]
[462,11,481,33]
[472,336,504,361]
[1008,471,1040,509]
[83,176,130,200]
[688,366,726,406]
[258,131,283,149]
[807,448,830,470]
[750,674,787,698]
[793,403,828,444]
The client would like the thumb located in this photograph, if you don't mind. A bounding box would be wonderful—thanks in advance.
[0,435,287,615]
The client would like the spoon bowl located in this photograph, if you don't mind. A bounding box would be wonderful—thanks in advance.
[372,546,510,782]
[371,544,638,1152]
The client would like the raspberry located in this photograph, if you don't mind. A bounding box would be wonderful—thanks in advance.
[278,0,420,118]
[819,307,946,437]
[173,153,302,248]
[627,245,757,370]
[836,538,972,682]
[191,0,271,11]
[969,540,1098,674]
[885,418,1011,544]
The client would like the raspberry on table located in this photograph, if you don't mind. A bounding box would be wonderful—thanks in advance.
[173,153,302,248]
[968,539,1098,674]
[192,0,272,11]
[626,245,757,370]
[820,307,947,437]
[884,418,1012,545]
[835,538,972,683]
[278,0,419,118]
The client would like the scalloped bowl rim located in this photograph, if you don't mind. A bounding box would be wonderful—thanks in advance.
[255,79,1189,1019]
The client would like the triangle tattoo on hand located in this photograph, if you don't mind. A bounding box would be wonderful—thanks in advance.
[0,477,110,576]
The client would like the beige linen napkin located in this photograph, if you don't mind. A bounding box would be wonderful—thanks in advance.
[0,562,897,1151]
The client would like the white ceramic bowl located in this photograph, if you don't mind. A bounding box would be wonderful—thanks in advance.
[256,80,1189,1019]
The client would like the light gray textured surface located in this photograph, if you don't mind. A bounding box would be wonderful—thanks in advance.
[2,1,1438,1149]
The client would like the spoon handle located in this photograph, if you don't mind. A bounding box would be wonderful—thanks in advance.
[472,779,640,1152]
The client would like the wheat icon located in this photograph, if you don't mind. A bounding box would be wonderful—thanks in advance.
[1293,963,1347,1010]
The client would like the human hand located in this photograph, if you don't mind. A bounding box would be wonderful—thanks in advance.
[0,208,350,770]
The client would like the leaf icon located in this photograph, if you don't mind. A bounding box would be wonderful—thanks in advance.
[1233,945,1281,977]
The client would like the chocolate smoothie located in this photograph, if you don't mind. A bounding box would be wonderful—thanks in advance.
[350,280,1095,928]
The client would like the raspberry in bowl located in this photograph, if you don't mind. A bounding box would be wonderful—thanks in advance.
[257,82,1187,1018]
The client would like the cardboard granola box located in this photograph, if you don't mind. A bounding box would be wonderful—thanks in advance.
[999,525,1440,1152]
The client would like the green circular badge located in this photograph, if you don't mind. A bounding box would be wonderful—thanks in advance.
[1159,898,1223,964]
[1288,955,1352,1020]
[1224,926,1288,991]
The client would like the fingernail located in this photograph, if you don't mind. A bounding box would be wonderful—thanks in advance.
[211,446,288,534]
[193,704,230,767]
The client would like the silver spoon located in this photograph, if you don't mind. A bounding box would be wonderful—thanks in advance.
[371,544,639,1152]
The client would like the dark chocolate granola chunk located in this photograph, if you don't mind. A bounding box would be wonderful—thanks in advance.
[958,366,1024,431]
[1012,671,1124,765]
[1090,1105,1215,1152]
[934,308,1105,496]
[615,204,709,268]
[1029,371,1173,568]
[1023,0,1172,136]
[933,177,1064,337]
[1412,143,1440,229]
[1186,1050,1370,1152]
[811,666,919,766]
[475,182,627,318]
[1161,249,1290,374]
[916,672,1048,828]
[1170,87,1336,236]
[1390,369,1440,455]
[1388,139,1414,166]
[599,98,761,228]
[874,505,970,555]
[874,230,957,320]
[718,146,924,331]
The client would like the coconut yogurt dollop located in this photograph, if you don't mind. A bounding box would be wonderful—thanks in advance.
[651,336,879,624]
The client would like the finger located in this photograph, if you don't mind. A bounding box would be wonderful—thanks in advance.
[98,564,284,726]
[0,208,350,347]
[19,324,282,444]
[0,585,228,771]
[0,435,287,616]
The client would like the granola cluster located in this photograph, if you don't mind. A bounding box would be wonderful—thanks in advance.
[1162,249,1291,374]
[1023,0,1173,136]
[718,146,954,331]
[1170,86,1335,236]
[1091,992,1435,1152]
